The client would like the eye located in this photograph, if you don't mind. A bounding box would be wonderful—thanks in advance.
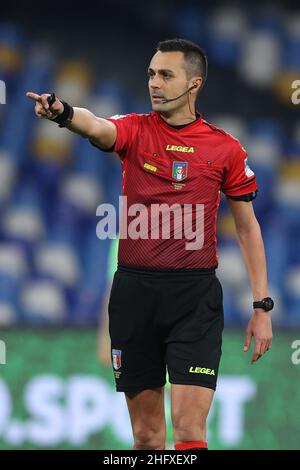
[161,72,173,80]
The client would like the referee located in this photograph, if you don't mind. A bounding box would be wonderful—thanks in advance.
[27,38,273,451]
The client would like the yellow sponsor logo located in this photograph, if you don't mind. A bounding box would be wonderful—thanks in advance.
[166,144,194,153]
[189,367,215,375]
[144,163,157,172]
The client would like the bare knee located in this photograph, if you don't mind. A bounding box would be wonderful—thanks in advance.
[172,413,206,443]
[125,388,166,450]
[133,425,165,450]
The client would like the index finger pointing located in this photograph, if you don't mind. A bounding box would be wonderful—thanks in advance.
[26,92,42,102]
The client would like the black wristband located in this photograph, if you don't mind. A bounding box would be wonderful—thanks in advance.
[52,100,74,128]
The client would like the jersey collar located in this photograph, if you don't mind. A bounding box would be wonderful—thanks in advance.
[155,111,202,131]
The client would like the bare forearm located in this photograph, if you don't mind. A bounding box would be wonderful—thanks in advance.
[236,220,269,300]
[68,108,116,148]
[68,107,98,137]
[228,200,272,362]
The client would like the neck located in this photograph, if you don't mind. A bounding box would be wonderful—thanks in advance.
[159,105,196,126]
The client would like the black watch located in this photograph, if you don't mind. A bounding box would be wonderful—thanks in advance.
[253,297,274,312]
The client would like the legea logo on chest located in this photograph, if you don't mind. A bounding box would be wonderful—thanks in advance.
[166,145,194,153]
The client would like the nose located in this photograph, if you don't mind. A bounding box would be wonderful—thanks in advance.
[149,75,162,90]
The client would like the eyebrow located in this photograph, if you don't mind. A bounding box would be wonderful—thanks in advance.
[148,67,175,75]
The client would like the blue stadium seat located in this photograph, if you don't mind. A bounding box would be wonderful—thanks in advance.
[0,242,28,323]
[284,266,300,326]
[1,205,45,263]
[70,235,109,325]
[1,43,53,162]
[20,278,67,325]
[283,15,300,70]
[209,8,245,66]
[0,22,23,93]
[92,81,132,117]
[171,6,209,48]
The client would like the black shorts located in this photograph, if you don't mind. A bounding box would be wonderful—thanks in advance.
[108,265,224,393]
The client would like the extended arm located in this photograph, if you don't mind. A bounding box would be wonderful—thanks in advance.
[227,199,273,363]
[26,91,116,150]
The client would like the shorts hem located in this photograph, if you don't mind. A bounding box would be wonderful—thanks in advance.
[168,380,217,391]
[116,381,166,393]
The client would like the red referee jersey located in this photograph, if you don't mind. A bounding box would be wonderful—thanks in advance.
[104,111,257,269]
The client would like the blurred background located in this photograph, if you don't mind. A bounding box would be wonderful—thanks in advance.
[0,0,299,450]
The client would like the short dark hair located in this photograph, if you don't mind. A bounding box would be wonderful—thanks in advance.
[156,38,208,88]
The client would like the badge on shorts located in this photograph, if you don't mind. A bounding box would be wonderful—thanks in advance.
[112,349,122,370]
[172,162,188,181]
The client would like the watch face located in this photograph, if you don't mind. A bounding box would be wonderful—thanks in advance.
[263,297,274,311]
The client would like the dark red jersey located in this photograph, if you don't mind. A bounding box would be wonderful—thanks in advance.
[106,112,257,269]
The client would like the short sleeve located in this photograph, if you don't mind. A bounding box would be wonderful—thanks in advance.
[105,113,140,160]
[221,144,258,197]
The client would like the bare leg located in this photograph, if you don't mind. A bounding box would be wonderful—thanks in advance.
[97,284,112,367]
[171,384,214,445]
[125,387,166,450]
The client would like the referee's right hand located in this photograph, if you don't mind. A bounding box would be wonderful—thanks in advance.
[26,92,64,120]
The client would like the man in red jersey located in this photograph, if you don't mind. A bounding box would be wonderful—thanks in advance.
[27,38,273,451]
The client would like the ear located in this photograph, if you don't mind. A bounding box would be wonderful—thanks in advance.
[189,77,203,93]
